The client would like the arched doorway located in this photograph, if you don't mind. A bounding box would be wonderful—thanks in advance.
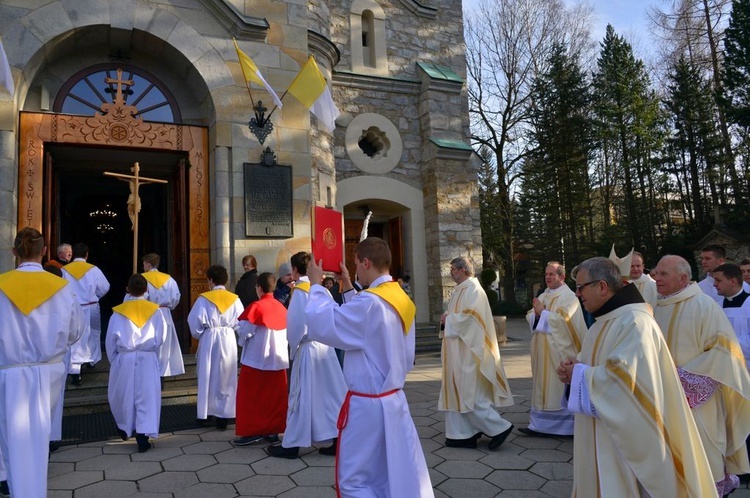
[18,66,209,351]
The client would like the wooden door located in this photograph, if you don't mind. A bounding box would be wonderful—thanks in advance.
[388,216,403,277]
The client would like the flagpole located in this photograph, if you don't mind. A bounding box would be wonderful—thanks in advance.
[264,89,289,121]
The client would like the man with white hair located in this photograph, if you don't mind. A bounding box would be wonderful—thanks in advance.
[47,243,72,269]
[652,255,750,496]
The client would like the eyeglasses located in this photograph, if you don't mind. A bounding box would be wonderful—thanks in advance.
[575,280,601,292]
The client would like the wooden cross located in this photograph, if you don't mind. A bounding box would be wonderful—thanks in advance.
[103,162,167,274]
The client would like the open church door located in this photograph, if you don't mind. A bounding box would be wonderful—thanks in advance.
[388,216,404,278]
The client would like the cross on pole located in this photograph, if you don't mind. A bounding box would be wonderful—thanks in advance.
[103,162,167,274]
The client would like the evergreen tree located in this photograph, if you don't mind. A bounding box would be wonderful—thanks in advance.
[723,0,750,127]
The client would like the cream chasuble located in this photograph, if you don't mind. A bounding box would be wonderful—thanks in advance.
[573,301,716,498]
[629,273,657,308]
[654,282,750,481]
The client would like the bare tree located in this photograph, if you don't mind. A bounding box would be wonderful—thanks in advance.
[465,0,593,304]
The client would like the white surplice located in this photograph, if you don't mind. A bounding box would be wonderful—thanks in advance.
[187,286,243,419]
[629,273,658,308]
[283,276,346,448]
[723,297,750,370]
[306,275,434,498]
[0,263,83,498]
[106,296,167,438]
[143,269,185,377]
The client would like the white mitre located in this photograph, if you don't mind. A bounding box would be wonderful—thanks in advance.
[608,245,634,279]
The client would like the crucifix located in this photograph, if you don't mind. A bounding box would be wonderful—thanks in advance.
[103,162,168,274]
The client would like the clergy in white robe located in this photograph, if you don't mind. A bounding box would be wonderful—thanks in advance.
[269,252,347,458]
[187,265,244,426]
[441,257,514,449]
[629,251,657,308]
[560,257,716,498]
[107,274,167,450]
[653,255,750,496]
[713,263,750,369]
[524,261,585,436]
[62,244,110,375]
[697,244,750,305]
[141,253,185,377]
[305,238,434,498]
[0,228,83,498]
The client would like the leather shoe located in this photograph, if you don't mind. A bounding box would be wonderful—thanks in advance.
[488,425,514,450]
[445,433,481,448]
[518,427,553,438]
[135,434,151,453]
[267,444,300,459]
[116,429,130,441]
[215,417,228,431]
[319,439,337,456]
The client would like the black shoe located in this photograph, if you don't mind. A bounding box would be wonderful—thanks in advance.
[116,429,130,441]
[0,480,9,498]
[445,433,481,448]
[232,435,265,446]
[265,434,280,443]
[49,440,60,453]
[267,444,300,459]
[195,418,208,427]
[319,439,337,456]
[488,425,514,450]
[135,434,151,453]
[84,362,96,370]
[70,374,81,386]
[215,418,228,431]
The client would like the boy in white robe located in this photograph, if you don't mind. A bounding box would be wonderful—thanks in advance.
[107,274,167,452]
[628,251,657,308]
[267,252,346,458]
[306,237,434,498]
[187,264,243,430]
[0,228,83,497]
[62,242,110,385]
[141,252,185,377]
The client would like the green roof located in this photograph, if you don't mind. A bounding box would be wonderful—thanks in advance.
[430,138,474,151]
[417,62,464,83]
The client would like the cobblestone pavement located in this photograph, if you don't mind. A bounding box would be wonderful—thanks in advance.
[46,318,750,497]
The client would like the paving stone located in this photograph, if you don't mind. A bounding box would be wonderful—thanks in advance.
[235,474,296,496]
[434,460,492,479]
[277,486,337,497]
[183,441,233,454]
[48,462,75,478]
[539,479,574,498]
[251,455,306,475]
[520,449,572,462]
[48,491,72,498]
[288,466,336,487]
[215,447,268,464]
[72,480,137,498]
[105,461,164,481]
[436,477,501,498]
[174,482,239,498]
[131,446,184,461]
[50,447,103,463]
[138,471,199,493]
[76,454,131,471]
[155,434,202,448]
[485,469,547,490]
[48,470,103,490]
[162,453,217,471]
[528,461,574,481]
[196,463,255,483]
[299,449,336,466]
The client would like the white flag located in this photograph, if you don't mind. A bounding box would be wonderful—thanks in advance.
[0,38,14,96]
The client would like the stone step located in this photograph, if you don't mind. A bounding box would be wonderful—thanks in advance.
[415,323,441,352]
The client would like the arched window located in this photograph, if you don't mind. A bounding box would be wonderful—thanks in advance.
[350,0,387,76]
[54,64,180,123]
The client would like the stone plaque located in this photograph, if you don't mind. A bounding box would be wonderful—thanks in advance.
[244,162,293,238]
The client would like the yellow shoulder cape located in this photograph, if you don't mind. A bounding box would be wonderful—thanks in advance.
[112,300,160,328]
[142,271,171,289]
[0,270,68,316]
[365,281,416,335]
[201,289,240,314]
[293,281,311,294]
[64,261,94,280]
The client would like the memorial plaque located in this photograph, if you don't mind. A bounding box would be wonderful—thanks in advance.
[244,162,293,238]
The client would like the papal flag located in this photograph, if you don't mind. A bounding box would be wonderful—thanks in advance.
[233,38,282,109]
[0,37,14,96]
[287,56,340,133]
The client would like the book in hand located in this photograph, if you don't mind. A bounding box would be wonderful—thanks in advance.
[312,206,344,272]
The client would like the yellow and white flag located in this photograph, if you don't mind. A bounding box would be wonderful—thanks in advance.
[287,56,340,133]
[233,38,282,109]
[0,37,14,96]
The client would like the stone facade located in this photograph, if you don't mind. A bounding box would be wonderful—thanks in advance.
[0,0,479,323]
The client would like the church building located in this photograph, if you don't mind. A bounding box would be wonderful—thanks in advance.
[0,0,480,345]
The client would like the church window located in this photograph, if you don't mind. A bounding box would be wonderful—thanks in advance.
[350,0,387,75]
[358,126,389,158]
[346,113,403,174]
[54,64,180,123]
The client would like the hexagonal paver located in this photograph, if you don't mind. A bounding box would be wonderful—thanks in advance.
[520,449,572,462]
[105,461,163,480]
[235,474,296,496]
[162,453,217,471]
[215,446,268,464]
[50,447,103,463]
[71,480,137,498]
[130,446,183,461]
[196,463,255,483]
[477,452,534,470]
[277,486,337,497]
[138,471,199,493]
[485,469,547,490]
[433,446,485,461]
[436,477,500,498]
[528,461,574,480]
[173,482,239,498]
[435,460,492,479]
[152,434,201,448]
[48,462,75,478]
[76,454,131,471]
[48,470,103,490]
[288,466,336,487]
[540,479,574,498]
[183,441,233,454]
[251,455,306,475]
